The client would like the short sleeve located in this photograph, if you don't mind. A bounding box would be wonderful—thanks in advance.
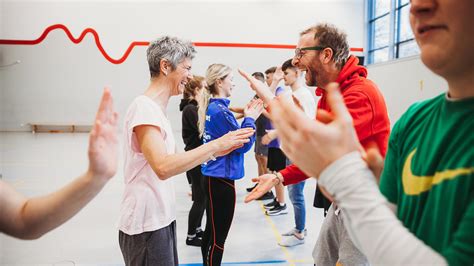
[126,98,166,153]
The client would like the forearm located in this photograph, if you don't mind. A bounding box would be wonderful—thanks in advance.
[149,141,219,180]
[319,152,446,265]
[267,129,277,141]
[10,172,107,239]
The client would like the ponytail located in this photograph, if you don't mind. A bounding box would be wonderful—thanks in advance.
[198,88,211,137]
[199,63,232,137]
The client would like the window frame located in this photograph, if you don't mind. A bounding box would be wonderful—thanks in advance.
[367,0,418,64]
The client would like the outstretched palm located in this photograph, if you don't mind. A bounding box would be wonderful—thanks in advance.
[213,128,255,157]
[244,174,278,203]
[88,88,119,180]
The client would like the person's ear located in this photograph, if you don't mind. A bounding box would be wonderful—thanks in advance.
[160,59,170,76]
[215,78,222,88]
[321,48,334,64]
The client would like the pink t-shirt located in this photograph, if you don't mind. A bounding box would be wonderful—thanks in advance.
[118,95,176,235]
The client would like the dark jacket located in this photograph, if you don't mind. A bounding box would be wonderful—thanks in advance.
[180,99,202,151]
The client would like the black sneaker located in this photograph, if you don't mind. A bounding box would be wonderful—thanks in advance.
[195,229,203,238]
[264,199,279,210]
[256,191,275,201]
[186,236,202,247]
[265,203,288,216]
[246,183,258,192]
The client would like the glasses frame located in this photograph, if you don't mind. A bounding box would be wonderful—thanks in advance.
[294,46,326,59]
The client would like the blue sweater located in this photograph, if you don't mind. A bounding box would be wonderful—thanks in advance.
[201,98,256,180]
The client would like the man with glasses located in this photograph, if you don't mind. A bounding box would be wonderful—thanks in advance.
[256,0,474,264]
[243,23,390,265]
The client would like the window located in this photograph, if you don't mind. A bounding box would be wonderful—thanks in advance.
[367,0,419,64]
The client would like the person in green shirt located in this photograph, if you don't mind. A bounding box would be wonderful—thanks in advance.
[240,0,473,264]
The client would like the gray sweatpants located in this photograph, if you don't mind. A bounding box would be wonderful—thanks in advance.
[313,204,369,266]
[119,221,178,266]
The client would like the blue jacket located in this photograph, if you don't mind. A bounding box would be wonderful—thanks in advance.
[201,98,256,180]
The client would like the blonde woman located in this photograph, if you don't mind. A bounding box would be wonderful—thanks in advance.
[118,38,254,266]
[199,64,263,265]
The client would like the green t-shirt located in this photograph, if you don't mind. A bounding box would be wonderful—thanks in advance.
[380,93,474,265]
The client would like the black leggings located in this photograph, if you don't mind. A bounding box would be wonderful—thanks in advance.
[201,176,235,266]
[187,165,205,236]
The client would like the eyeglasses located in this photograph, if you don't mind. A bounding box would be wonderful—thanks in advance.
[294,46,326,59]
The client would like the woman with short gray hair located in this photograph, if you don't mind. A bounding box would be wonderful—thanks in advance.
[118,36,255,266]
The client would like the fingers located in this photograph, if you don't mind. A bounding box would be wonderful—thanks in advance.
[233,143,245,148]
[248,98,263,111]
[96,88,112,122]
[244,189,262,203]
[326,83,352,124]
[89,120,101,151]
[235,127,254,133]
[238,68,253,82]
[273,67,284,80]
[251,177,260,182]
[245,179,273,203]
[248,98,259,109]
[234,132,254,140]
[233,128,255,137]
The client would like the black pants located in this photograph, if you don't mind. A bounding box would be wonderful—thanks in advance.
[201,176,236,266]
[314,184,332,217]
[187,165,206,236]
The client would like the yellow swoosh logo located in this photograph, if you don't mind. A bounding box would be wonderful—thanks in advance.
[402,149,474,195]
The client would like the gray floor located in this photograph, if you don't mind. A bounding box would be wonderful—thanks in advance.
[0,132,324,266]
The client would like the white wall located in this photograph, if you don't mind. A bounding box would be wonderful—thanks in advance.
[0,0,365,133]
[367,55,447,125]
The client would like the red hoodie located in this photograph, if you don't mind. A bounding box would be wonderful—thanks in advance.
[280,55,390,185]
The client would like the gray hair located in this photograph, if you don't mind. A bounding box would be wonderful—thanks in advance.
[147,36,196,78]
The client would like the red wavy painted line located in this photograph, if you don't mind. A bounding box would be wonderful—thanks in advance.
[0,24,363,64]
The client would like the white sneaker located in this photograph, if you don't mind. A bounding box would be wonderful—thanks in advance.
[282,228,307,236]
[278,234,305,247]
